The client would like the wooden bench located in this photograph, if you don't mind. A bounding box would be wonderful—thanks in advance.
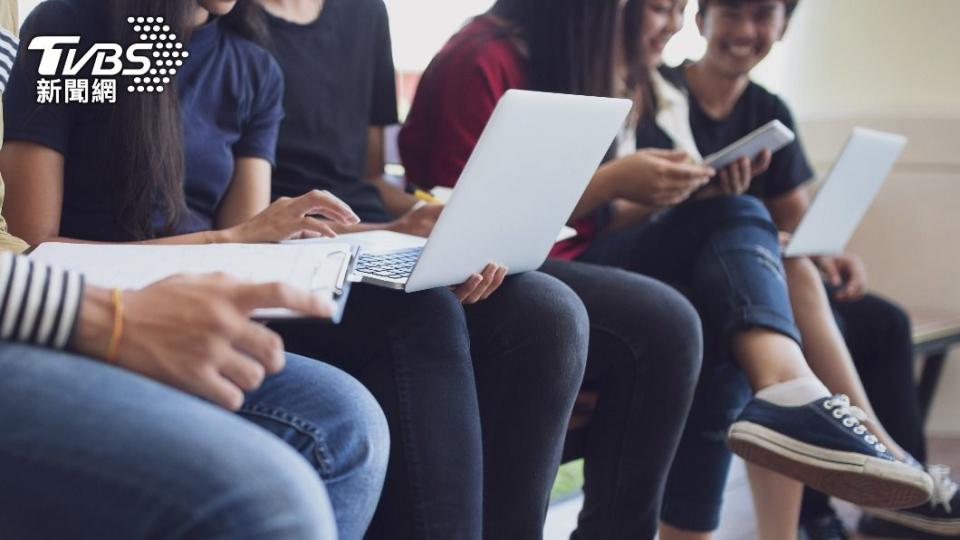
[912,310,960,423]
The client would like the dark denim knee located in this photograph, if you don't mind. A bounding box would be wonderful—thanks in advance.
[689,195,799,348]
[387,287,473,370]
[399,286,464,322]
[592,270,703,395]
[690,195,784,285]
[634,278,703,388]
[497,271,589,388]
[695,194,775,225]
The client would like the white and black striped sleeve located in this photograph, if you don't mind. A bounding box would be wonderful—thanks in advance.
[0,252,85,349]
[0,25,17,94]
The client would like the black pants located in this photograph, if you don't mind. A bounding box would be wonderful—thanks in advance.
[273,272,588,540]
[540,259,703,539]
[801,293,923,519]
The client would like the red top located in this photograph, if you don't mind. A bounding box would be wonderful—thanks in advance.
[398,16,598,260]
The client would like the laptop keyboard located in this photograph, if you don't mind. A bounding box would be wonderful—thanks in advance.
[354,247,423,281]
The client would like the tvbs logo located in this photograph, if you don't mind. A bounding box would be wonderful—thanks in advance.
[28,16,189,103]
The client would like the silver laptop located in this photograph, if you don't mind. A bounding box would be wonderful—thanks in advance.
[352,89,631,292]
[784,127,907,257]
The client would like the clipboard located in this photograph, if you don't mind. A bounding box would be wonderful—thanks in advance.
[28,242,360,323]
[253,245,358,323]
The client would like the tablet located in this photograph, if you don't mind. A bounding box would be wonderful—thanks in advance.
[702,119,796,169]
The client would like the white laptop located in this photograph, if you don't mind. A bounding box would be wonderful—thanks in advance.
[352,89,632,292]
[784,127,907,257]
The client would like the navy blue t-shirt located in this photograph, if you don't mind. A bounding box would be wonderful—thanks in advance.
[3,0,283,241]
[637,64,814,199]
[264,0,399,223]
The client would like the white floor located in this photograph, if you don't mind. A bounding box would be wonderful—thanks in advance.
[542,458,753,540]
[544,494,582,540]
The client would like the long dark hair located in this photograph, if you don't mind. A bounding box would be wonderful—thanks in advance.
[490,0,647,99]
[104,0,267,239]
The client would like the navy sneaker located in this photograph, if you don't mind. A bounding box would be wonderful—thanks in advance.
[798,511,849,540]
[861,464,960,537]
[728,394,933,508]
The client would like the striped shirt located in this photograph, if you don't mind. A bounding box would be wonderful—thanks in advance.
[0,251,84,349]
[0,25,16,93]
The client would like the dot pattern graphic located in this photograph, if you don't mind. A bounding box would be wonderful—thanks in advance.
[125,16,188,94]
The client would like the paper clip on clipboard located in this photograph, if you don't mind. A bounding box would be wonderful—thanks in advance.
[308,245,360,324]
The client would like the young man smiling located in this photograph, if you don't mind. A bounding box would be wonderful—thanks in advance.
[641,0,960,538]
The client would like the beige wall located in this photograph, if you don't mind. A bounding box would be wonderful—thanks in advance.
[15,0,37,26]
[775,0,960,119]
[1,0,15,138]
[776,1,960,434]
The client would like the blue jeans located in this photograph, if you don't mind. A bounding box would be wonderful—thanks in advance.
[579,195,801,532]
[0,344,389,540]
[275,271,589,540]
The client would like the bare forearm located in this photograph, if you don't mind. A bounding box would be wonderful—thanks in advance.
[327,221,392,234]
[570,165,618,223]
[71,285,113,360]
[602,200,659,234]
[370,177,418,218]
[765,186,811,232]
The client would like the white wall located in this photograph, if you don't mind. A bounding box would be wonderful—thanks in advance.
[16,0,39,26]
[385,0,494,71]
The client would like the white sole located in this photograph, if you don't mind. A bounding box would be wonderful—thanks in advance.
[728,421,933,509]
[862,507,960,536]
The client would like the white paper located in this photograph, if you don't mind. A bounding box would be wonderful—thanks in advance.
[29,242,354,319]
[285,231,427,254]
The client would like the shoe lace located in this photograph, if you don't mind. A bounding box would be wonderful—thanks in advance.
[822,394,887,454]
[928,465,958,513]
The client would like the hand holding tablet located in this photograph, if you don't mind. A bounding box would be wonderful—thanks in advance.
[701,119,796,169]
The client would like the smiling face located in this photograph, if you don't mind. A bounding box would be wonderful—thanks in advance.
[640,0,688,68]
[697,0,788,77]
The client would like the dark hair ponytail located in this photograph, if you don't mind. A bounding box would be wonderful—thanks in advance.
[104,0,266,240]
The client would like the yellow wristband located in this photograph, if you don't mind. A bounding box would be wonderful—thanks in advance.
[107,288,124,364]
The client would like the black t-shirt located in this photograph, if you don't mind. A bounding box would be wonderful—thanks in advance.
[3,0,283,241]
[637,64,814,199]
[265,0,399,223]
